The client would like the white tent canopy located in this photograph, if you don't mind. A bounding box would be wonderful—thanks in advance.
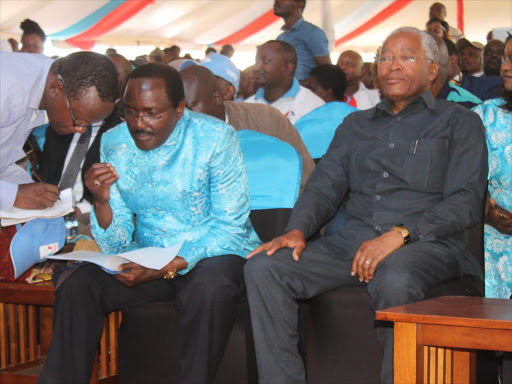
[1,0,510,62]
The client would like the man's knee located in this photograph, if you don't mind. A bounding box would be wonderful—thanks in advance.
[244,250,286,287]
[368,265,423,310]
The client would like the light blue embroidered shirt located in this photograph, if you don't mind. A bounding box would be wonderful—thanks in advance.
[277,17,329,80]
[91,109,261,274]
[473,99,512,299]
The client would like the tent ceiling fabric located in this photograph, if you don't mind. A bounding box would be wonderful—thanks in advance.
[1,0,510,52]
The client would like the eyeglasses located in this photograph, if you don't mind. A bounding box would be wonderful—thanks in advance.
[120,107,174,124]
[378,55,433,66]
[57,74,90,129]
[502,55,512,65]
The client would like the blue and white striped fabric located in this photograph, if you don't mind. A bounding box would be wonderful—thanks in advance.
[237,130,301,210]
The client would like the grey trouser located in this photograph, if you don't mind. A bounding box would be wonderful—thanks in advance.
[244,239,460,384]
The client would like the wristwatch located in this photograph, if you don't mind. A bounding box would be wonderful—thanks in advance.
[390,224,411,245]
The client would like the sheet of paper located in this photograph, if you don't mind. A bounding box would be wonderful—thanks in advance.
[45,241,184,274]
[1,188,75,226]
[119,241,183,270]
[46,252,128,274]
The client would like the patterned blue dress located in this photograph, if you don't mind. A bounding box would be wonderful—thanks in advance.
[473,98,512,298]
[90,110,261,274]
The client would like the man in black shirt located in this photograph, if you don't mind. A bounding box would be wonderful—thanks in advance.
[245,27,488,384]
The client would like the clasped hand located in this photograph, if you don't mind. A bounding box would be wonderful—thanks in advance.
[84,163,119,203]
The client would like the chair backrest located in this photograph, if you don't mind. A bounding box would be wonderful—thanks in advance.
[295,102,358,160]
[237,130,301,210]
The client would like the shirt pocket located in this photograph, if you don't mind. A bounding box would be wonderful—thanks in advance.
[405,138,449,192]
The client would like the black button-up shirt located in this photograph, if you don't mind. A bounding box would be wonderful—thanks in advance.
[286,91,488,261]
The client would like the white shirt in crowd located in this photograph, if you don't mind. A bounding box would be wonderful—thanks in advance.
[244,78,324,124]
[349,82,381,110]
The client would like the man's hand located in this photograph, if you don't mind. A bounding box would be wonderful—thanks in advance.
[486,198,512,235]
[114,256,188,287]
[247,229,306,261]
[114,262,161,287]
[84,163,119,204]
[351,231,404,283]
[13,183,60,209]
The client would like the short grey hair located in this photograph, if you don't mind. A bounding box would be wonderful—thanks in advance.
[379,27,439,63]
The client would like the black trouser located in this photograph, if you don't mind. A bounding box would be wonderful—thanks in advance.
[38,254,246,384]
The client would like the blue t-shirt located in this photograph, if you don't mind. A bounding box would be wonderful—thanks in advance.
[277,17,329,80]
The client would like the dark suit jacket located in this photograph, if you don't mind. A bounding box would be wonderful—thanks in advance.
[35,107,122,205]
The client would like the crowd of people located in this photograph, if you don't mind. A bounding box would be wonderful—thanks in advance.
[1,1,511,383]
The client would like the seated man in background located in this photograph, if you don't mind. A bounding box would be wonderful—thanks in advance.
[0,51,117,213]
[185,52,240,101]
[457,38,484,76]
[35,53,132,229]
[245,40,324,124]
[244,27,487,384]
[295,63,358,160]
[429,34,482,109]
[180,65,314,191]
[38,63,261,384]
[337,50,380,110]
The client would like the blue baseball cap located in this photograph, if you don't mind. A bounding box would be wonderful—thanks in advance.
[180,53,240,93]
[10,217,66,279]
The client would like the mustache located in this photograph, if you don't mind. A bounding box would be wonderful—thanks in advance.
[132,129,154,136]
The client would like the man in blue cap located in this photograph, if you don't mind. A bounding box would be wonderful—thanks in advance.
[182,52,240,101]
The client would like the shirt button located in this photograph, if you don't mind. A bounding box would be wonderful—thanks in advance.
[397,117,401,121]
[375,226,381,232]
[389,143,395,148]
[419,234,424,240]
[375,195,381,201]
[383,172,389,178]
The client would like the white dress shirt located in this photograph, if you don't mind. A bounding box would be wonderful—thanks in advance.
[0,52,53,211]
[244,78,324,124]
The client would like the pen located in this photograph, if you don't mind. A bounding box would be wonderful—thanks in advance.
[32,171,61,200]
[413,139,419,154]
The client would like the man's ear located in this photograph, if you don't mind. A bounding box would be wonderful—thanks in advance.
[212,90,224,105]
[48,77,64,98]
[283,62,295,76]
[428,62,439,82]
[176,100,186,119]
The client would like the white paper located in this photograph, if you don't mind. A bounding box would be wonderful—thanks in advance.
[45,241,184,273]
[1,188,75,226]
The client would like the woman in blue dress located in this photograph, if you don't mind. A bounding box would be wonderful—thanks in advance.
[473,35,512,299]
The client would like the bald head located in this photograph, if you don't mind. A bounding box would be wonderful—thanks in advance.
[107,53,132,99]
[337,50,363,86]
[180,65,224,120]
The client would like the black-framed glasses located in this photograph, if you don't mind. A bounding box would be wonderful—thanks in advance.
[120,107,174,124]
[57,74,90,129]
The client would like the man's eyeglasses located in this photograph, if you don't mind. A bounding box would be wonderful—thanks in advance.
[120,107,174,124]
[378,55,433,66]
[57,74,90,129]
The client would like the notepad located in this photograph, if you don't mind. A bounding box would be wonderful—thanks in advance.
[45,241,184,274]
[1,188,75,226]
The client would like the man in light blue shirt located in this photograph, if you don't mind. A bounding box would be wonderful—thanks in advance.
[0,51,117,213]
[274,0,331,83]
[39,63,261,384]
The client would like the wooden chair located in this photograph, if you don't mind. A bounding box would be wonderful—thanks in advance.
[0,282,121,384]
